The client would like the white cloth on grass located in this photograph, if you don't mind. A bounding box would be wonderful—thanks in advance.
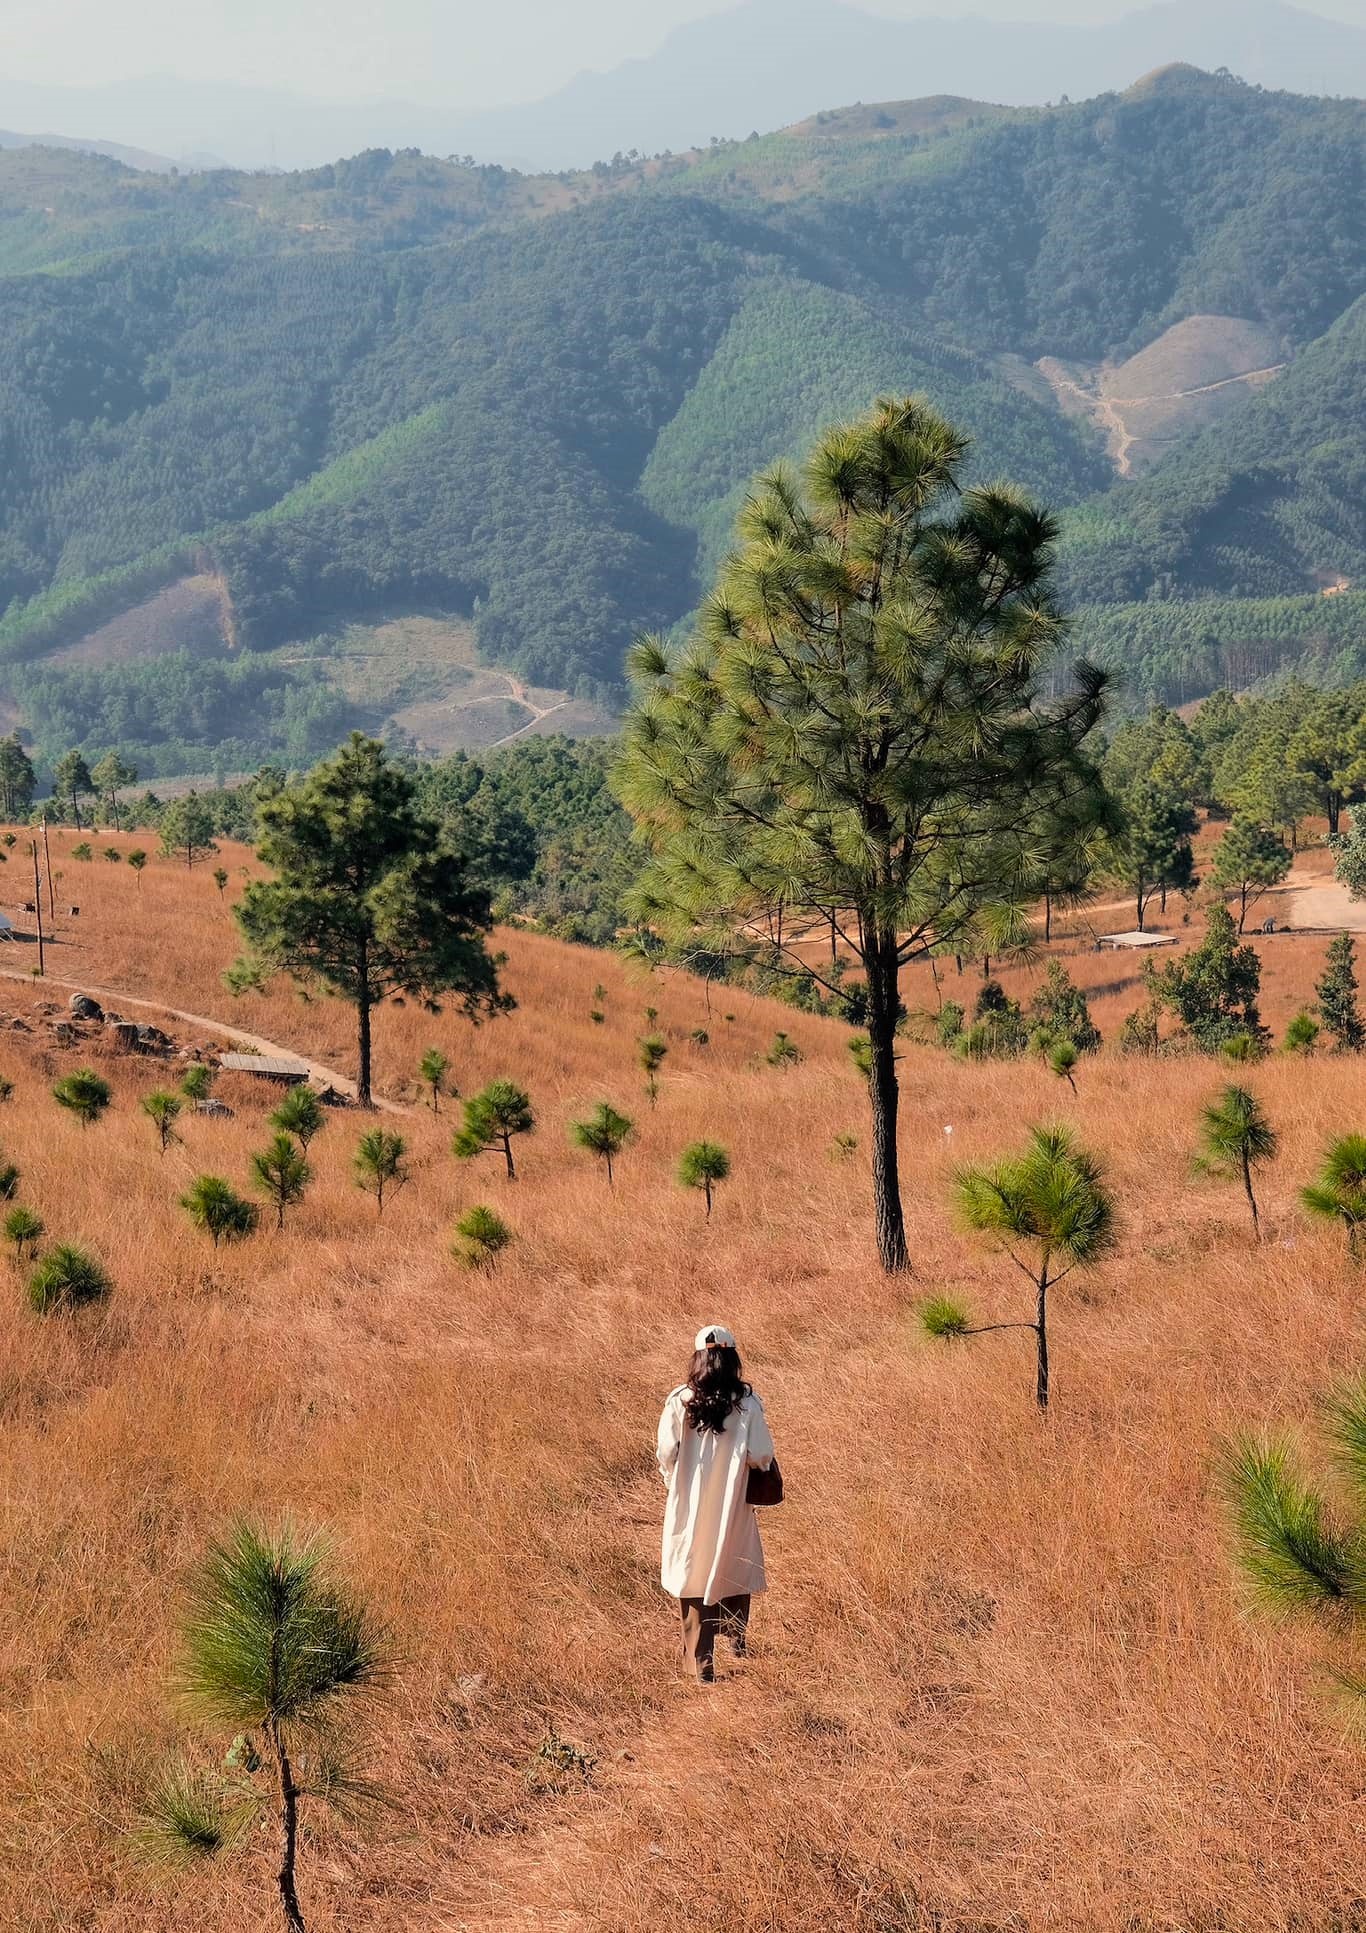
[657,1386,775,1604]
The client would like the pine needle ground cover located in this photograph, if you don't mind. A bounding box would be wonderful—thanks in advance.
[1,831,1366,1928]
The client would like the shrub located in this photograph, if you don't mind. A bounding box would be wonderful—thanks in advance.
[767,1031,801,1067]
[1028,960,1101,1053]
[1157,904,1267,1054]
[52,1067,112,1126]
[453,1204,513,1268]
[1284,1009,1321,1055]
[0,1157,17,1200]
[934,1001,966,1048]
[27,1243,111,1313]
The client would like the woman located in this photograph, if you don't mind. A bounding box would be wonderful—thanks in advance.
[656,1324,777,1683]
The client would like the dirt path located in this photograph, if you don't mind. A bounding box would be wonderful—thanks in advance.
[1275,867,1366,934]
[0,966,405,1111]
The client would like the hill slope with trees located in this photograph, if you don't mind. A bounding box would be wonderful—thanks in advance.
[0,68,1362,771]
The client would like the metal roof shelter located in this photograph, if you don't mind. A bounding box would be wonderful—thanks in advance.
[1098,930,1180,950]
[218,1052,310,1083]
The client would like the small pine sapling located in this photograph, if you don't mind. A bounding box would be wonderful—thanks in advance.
[638,1033,668,1105]
[1302,1135,1366,1260]
[141,1521,390,1931]
[353,1130,408,1216]
[569,1103,634,1186]
[1196,1084,1278,1241]
[1223,1377,1366,1773]
[27,1243,111,1313]
[419,1047,451,1112]
[4,1204,43,1262]
[180,1063,215,1104]
[141,1090,183,1154]
[270,1086,326,1150]
[250,1133,311,1232]
[52,1067,111,1127]
[927,1124,1116,1410]
[1284,1009,1320,1055]
[452,1080,535,1180]
[453,1204,514,1269]
[848,1034,873,1077]
[767,1031,801,1067]
[180,1175,259,1247]
[678,1141,731,1217]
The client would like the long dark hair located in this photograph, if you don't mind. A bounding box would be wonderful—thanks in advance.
[684,1343,751,1434]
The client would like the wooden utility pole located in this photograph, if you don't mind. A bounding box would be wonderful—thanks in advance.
[30,839,44,977]
[41,815,54,922]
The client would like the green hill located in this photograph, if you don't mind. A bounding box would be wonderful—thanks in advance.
[0,69,1362,771]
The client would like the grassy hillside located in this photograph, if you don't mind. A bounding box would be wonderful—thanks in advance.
[4,834,1366,1927]
[0,70,1363,769]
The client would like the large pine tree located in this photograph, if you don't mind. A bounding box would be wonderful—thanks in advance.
[234,736,509,1104]
[617,396,1108,1273]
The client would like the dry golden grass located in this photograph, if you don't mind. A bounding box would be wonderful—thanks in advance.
[2,831,1366,1930]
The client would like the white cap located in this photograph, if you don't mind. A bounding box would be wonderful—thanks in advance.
[695,1324,737,1350]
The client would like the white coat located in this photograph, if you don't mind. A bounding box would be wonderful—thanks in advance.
[657,1386,775,1604]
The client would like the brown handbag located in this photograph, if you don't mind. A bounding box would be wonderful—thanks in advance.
[746,1458,784,1507]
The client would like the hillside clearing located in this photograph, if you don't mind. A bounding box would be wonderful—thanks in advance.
[2,832,1366,1926]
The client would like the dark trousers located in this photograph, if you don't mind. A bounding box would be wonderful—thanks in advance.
[679,1593,751,1680]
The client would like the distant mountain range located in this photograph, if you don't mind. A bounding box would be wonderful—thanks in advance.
[0,0,1362,172]
[0,60,1362,782]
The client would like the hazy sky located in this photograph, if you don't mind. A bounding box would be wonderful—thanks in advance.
[4,0,1362,104]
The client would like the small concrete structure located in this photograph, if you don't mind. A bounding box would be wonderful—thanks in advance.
[219,1052,310,1085]
[1098,930,1180,950]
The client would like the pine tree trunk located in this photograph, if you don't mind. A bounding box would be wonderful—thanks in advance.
[865,934,909,1275]
[704,1177,713,1218]
[1238,884,1248,934]
[1329,793,1341,838]
[269,1721,306,1932]
[502,1129,516,1180]
[1044,890,1053,945]
[1035,1271,1050,1411]
[356,943,373,1108]
[1242,1150,1260,1241]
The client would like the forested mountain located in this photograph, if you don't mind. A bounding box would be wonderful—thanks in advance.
[0,66,1362,774]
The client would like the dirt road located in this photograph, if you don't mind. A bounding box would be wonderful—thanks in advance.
[0,966,404,1111]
